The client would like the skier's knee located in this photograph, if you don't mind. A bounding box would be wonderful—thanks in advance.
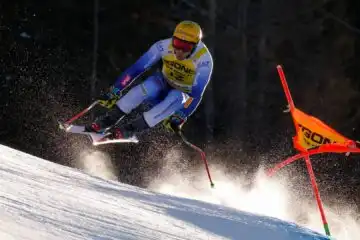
[116,84,144,113]
[140,75,164,98]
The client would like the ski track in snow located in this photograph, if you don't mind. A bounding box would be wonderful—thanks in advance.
[0,145,329,240]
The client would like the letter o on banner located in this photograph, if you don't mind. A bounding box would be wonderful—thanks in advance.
[311,132,324,144]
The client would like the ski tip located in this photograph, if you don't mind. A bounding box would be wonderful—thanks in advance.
[58,121,65,129]
[58,121,70,131]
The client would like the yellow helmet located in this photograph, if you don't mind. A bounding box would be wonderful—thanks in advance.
[173,20,203,44]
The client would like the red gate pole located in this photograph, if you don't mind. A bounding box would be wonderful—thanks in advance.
[304,154,331,236]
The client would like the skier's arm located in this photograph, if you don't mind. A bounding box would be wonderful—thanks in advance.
[167,60,213,130]
[180,61,213,120]
[112,40,164,93]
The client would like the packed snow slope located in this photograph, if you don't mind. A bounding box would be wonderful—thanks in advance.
[0,144,329,240]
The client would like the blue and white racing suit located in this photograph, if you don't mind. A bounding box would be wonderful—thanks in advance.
[112,38,213,128]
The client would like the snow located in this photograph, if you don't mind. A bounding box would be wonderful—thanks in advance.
[0,144,331,239]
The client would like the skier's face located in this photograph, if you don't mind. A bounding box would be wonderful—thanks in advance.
[172,37,195,60]
[174,48,191,60]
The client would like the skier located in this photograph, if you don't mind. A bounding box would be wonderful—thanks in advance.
[85,20,214,139]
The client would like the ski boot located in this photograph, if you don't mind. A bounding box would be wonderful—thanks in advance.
[105,127,132,140]
[105,115,150,140]
[85,106,126,133]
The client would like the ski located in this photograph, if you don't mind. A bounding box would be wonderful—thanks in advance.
[58,121,139,145]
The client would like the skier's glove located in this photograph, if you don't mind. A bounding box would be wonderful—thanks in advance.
[162,114,185,135]
[98,86,121,109]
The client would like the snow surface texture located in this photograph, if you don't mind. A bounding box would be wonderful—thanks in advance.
[146,148,360,240]
[0,144,330,240]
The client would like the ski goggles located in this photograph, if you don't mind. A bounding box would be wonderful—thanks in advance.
[172,37,195,52]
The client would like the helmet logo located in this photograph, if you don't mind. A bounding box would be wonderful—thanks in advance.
[176,29,195,38]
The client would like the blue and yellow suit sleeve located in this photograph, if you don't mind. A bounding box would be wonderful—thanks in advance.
[113,41,164,92]
[174,59,213,124]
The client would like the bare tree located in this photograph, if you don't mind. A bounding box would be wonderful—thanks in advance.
[237,0,249,135]
[204,0,217,142]
[91,0,99,102]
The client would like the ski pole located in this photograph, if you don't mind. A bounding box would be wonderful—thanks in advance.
[177,131,215,188]
[64,100,100,125]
